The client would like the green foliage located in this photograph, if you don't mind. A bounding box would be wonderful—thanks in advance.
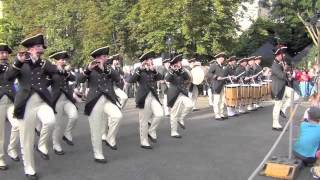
[0,0,248,65]
[233,18,275,57]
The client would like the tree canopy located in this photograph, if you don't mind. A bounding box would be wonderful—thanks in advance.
[0,0,248,65]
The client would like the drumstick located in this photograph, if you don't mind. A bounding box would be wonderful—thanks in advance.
[235,71,246,78]
[228,75,234,84]
[248,69,264,79]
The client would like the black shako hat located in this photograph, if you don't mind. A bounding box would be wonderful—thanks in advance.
[0,43,12,54]
[20,34,47,49]
[169,54,183,65]
[90,46,109,58]
[139,50,155,62]
[49,50,70,60]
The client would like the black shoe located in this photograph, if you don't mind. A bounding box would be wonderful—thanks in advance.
[105,141,118,150]
[9,155,20,162]
[102,139,107,145]
[36,147,49,160]
[221,116,228,119]
[35,129,40,136]
[193,108,200,112]
[0,165,8,170]
[178,121,186,130]
[140,145,153,149]
[280,111,287,118]
[54,149,65,155]
[62,136,74,146]
[171,134,182,138]
[25,173,38,180]
[215,117,224,121]
[94,158,107,164]
[148,134,157,143]
[272,127,283,131]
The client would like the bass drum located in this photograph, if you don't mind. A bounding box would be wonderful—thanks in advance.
[191,66,205,85]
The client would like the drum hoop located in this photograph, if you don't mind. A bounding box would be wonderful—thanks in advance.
[225,84,240,88]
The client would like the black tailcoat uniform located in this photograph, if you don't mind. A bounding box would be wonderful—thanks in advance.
[207,62,227,94]
[79,64,120,115]
[0,62,15,102]
[49,69,77,108]
[6,56,58,119]
[128,68,162,108]
[271,60,287,100]
[165,68,190,108]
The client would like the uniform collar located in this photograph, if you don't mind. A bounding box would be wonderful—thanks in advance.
[0,60,8,65]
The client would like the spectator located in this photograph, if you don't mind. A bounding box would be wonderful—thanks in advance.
[303,93,320,121]
[293,106,320,166]
[300,70,311,97]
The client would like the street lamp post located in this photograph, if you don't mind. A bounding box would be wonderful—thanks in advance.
[166,35,173,57]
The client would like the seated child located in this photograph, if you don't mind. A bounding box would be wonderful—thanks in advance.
[294,106,320,166]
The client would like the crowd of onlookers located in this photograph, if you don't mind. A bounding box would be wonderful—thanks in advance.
[293,65,320,98]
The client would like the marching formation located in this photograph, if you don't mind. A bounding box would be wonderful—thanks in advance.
[0,34,297,180]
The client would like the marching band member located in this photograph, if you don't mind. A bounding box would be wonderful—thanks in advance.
[235,57,249,114]
[0,43,17,170]
[207,59,215,107]
[6,34,57,179]
[225,56,238,117]
[160,58,171,116]
[79,46,123,163]
[279,62,300,118]
[271,45,290,131]
[208,52,228,120]
[253,56,263,108]
[101,54,128,149]
[246,56,257,111]
[110,54,128,108]
[49,51,78,155]
[165,54,193,138]
[128,51,164,149]
[188,58,200,111]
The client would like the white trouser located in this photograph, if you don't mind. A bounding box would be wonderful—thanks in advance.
[138,93,164,146]
[188,85,198,110]
[213,90,225,118]
[20,93,55,175]
[89,96,122,160]
[7,105,20,159]
[52,94,78,151]
[163,94,170,116]
[272,86,298,128]
[170,94,193,136]
[101,87,127,141]
[208,88,213,106]
[0,95,13,166]
[281,87,300,114]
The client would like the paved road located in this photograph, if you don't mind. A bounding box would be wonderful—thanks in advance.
[0,97,313,180]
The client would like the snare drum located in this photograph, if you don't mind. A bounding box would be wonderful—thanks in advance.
[263,80,272,98]
[250,84,262,101]
[261,82,268,100]
[240,84,250,105]
[224,84,240,107]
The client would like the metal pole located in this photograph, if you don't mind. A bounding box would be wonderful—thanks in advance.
[288,89,294,159]
[318,28,320,65]
[248,105,299,180]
